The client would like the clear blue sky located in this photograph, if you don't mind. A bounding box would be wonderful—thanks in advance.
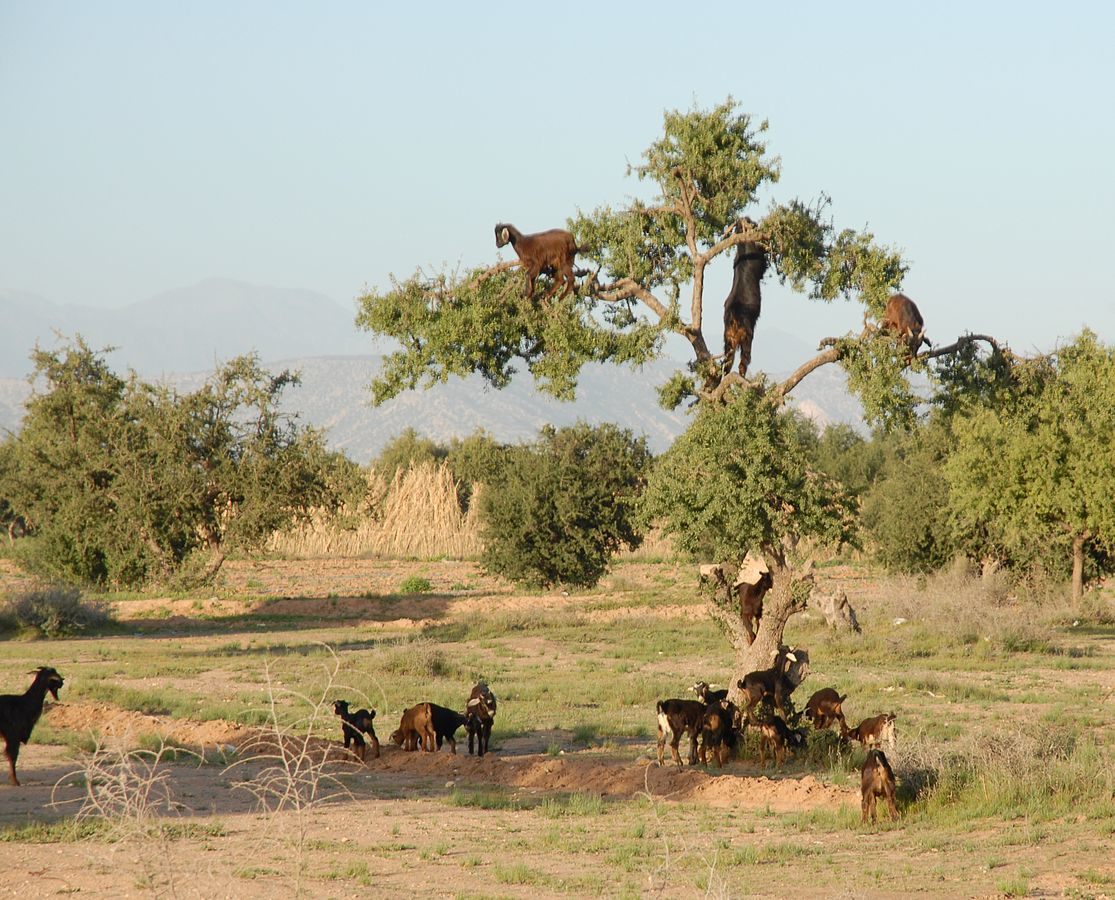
[2,1,1112,359]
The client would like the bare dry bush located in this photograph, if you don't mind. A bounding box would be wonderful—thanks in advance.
[225,646,358,894]
[52,734,197,896]
[268,461,482,559]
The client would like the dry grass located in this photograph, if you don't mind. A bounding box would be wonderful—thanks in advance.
[269,460,682,563]
[269,462,484,559]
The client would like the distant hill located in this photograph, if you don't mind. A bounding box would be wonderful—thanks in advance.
[0,353,863,461]
[0,279,865,458]
[0,280,371,380]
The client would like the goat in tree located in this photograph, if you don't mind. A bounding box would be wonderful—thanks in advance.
[722,217,768,378]
[494,223,579,303]
[881,292,930,357]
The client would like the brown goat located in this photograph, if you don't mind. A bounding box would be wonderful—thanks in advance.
[697,699,740,768]
[803,688,847,731]
[861,749,899,824]
[881,293,929,357]
[656,698,706,766]
[736,571,773,645]
[494,223,579,303]
[721,217,768,378]
[753,715,806,768]
[391,703,436,752]
[843,713,897,751]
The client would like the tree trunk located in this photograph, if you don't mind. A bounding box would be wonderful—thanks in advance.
[724,559,814,704]
[1071,533,1086,602]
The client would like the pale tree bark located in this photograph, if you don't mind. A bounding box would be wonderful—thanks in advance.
[721,558,815,704]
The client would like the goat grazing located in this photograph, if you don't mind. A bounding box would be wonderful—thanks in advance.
[332,699,380,761]
[655,698,707,767]
[736,648,809,723]
[861,748,899,824]
[752,715,806,769]
[721,217,768,378]
[842,713,897,751]
[1,667,64,786]
[391,703,436,752]
[691,681,728,705]
[465,682,497,757]
[494,223,579,303]
[698,699,740,768]
[428,703,469,754]
[881,293,930,357]
[803,687,847,732]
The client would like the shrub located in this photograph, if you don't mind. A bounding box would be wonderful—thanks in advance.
[1,585,114,637]
[397,575,432,595]
[478,423,651,588]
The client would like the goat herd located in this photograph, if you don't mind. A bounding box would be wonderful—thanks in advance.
[3,659,897,825]
[657,649,900,825]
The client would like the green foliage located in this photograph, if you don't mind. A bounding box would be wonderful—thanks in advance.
[944,331,1115,586]
[764,196,907,314]
[373,428,447,477]
[0,338,362,588]
[356,266,663,405]
[1,585,114,638]
[478,423,651,588]
[397,576,432,595]
[861,422,957,573]
[354,98,911,413]
[837,333,923,431]
[639,387,857,564]
[809,423,886,499]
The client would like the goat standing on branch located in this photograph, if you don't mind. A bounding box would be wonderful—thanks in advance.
[881,292,930,358]
[494,223,579,303]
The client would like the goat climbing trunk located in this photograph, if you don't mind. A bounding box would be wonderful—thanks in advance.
[727,561,813,700]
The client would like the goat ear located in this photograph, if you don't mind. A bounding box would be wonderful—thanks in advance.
[499,227,509,243]
[785,652,797,663]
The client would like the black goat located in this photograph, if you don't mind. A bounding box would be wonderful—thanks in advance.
[691,681,728,705]
[465,682,497,757]
[698,699,740,768]
[736,648,809,723]
[1,667,64,786]
[332,699,379,761]
[428,703,469,754]
[655,698,706,766]
[494,223,579,302]
[721,217,768,378]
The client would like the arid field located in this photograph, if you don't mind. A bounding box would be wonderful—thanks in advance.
[0,556,1112,899]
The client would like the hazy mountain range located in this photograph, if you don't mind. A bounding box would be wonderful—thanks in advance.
[0,280,864,462]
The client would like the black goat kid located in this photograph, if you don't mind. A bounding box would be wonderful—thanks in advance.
[1,666,64,786]
[332,699,380,761]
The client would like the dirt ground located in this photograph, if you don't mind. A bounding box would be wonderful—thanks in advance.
[1,557,1113,898]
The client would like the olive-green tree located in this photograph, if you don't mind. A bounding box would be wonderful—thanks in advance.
[478,423,651,588]
[355,98,1005,676]
[946,331,1115,599]
[1,339,361,588]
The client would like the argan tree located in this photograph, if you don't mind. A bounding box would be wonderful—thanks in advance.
[1,339,360,588]
[355,98,1005,680]
[945,330,1115,599]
